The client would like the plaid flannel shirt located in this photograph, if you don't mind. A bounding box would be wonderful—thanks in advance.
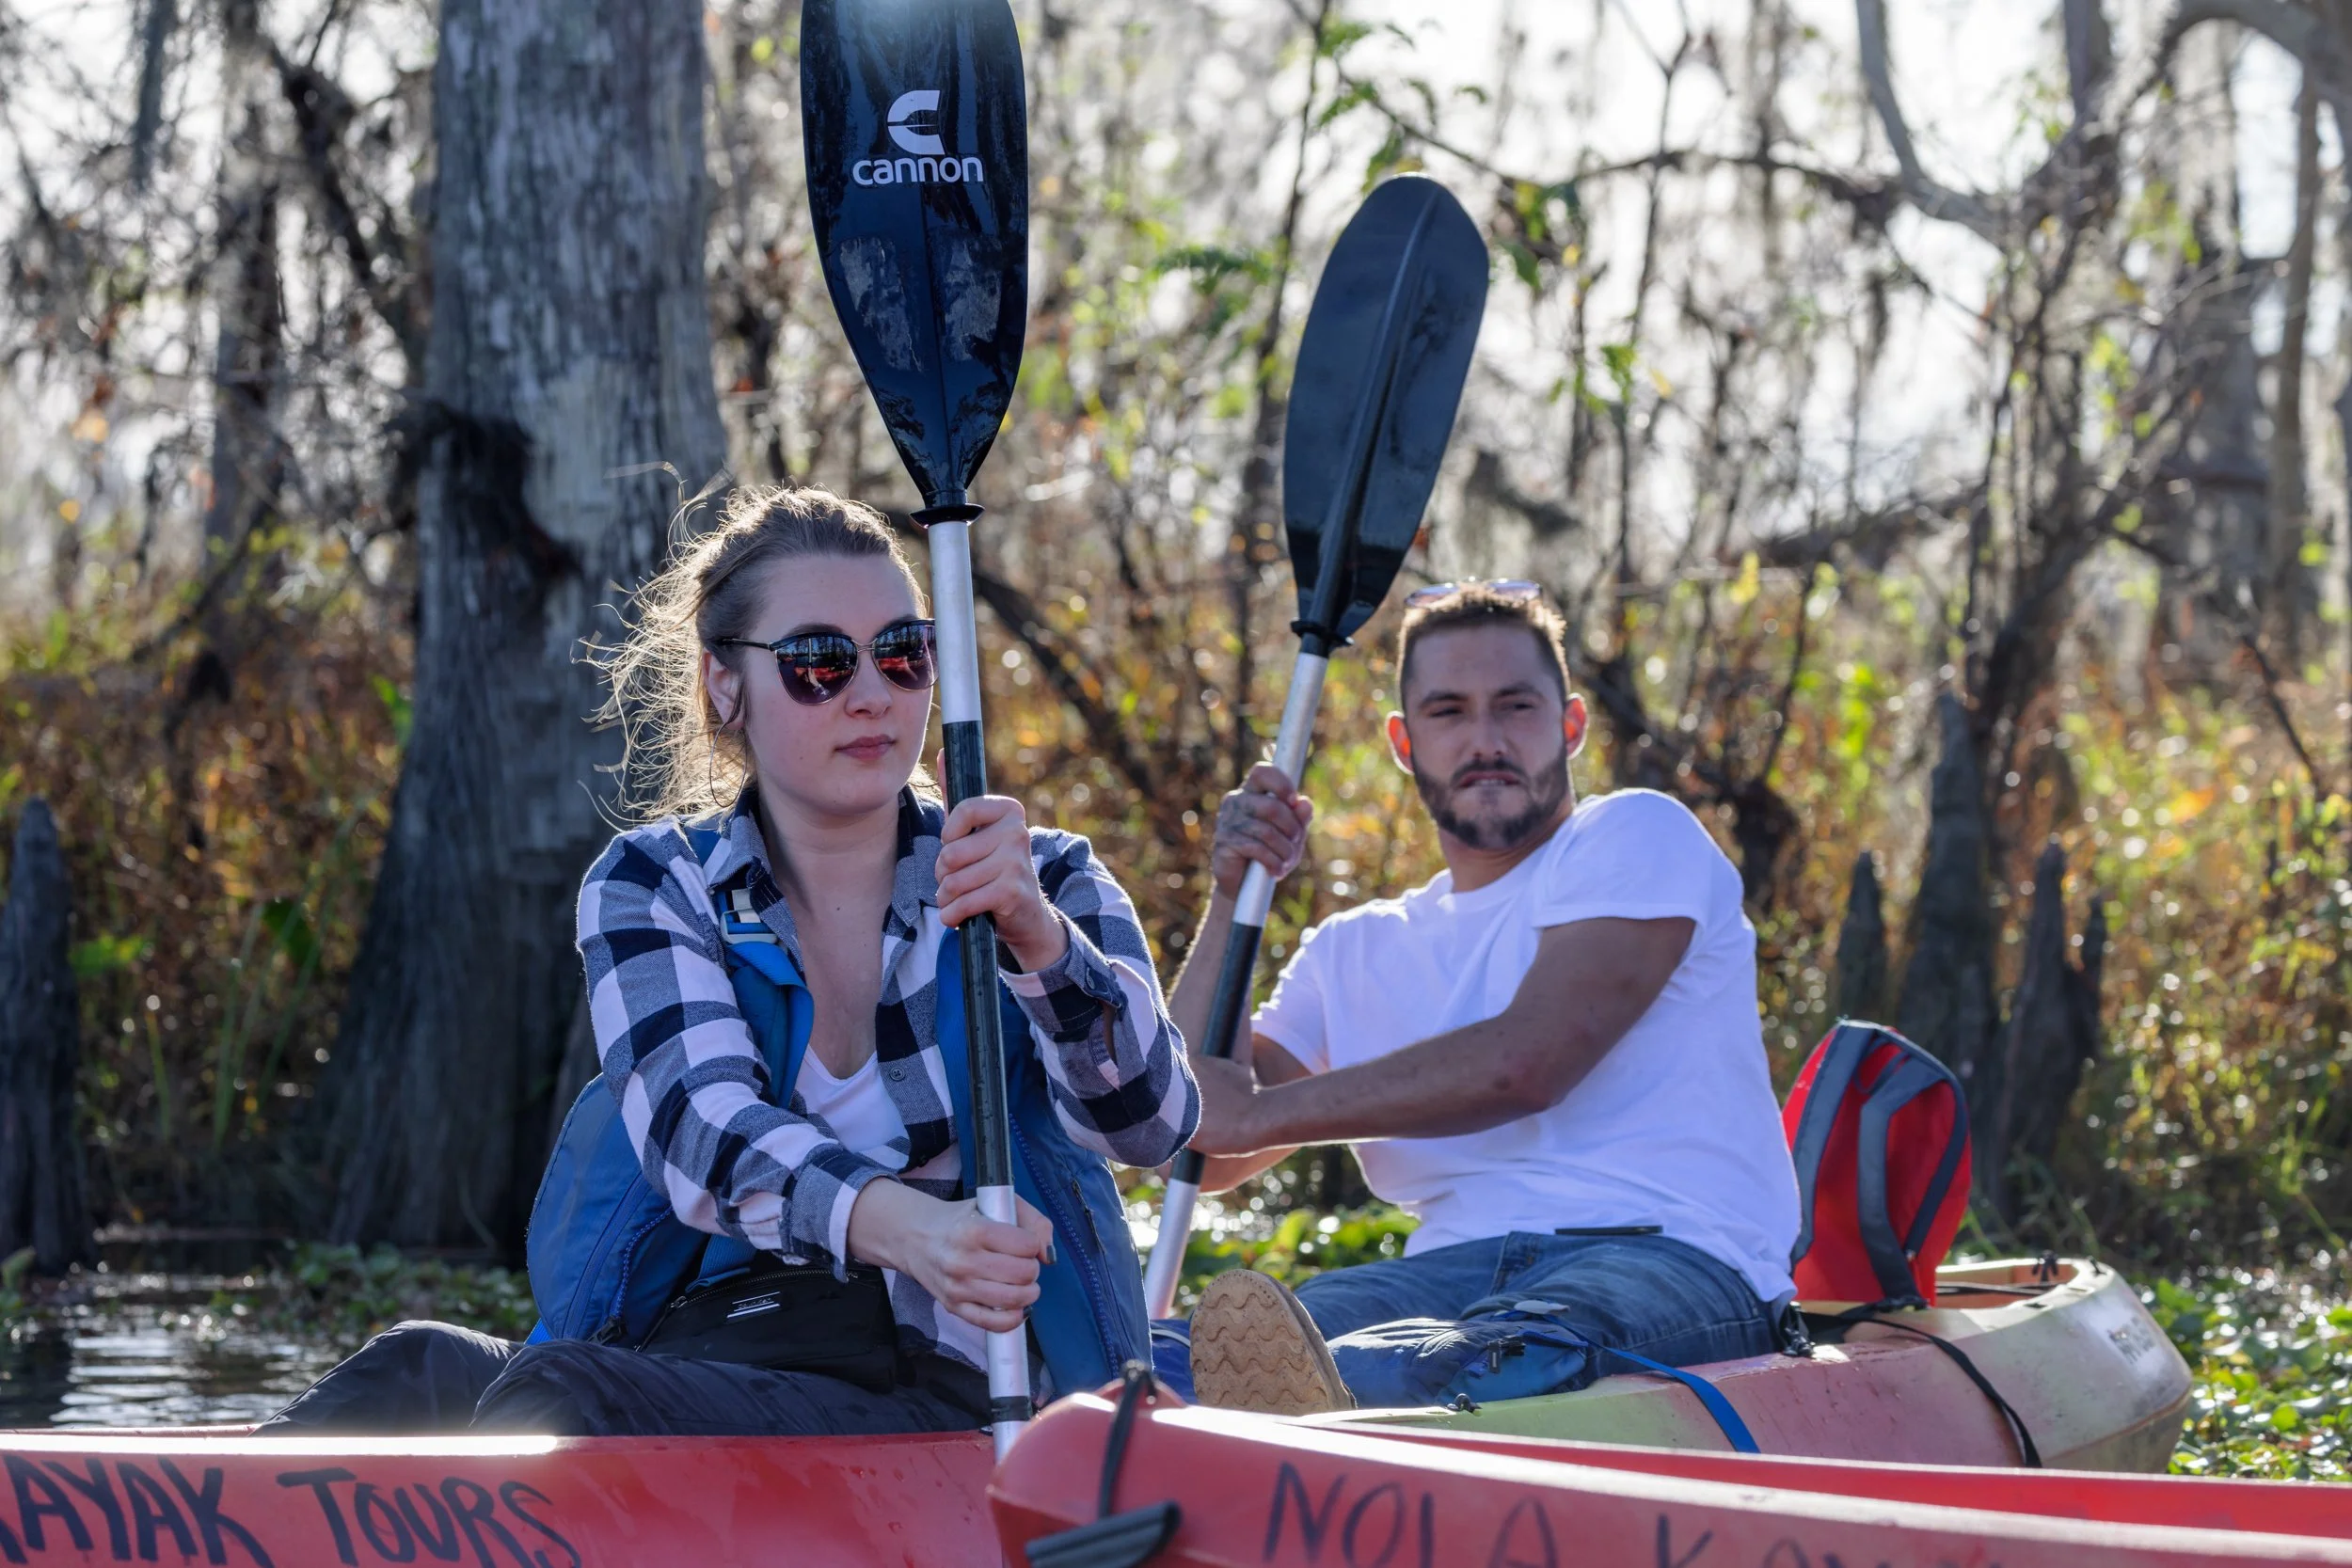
[575,787,1198,1371]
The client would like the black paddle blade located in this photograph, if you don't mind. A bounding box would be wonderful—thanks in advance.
[1284,176,1488,644]
[803,0,1029,509]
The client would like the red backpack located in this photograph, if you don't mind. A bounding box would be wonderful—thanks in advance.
[1781,1022,1971,1307]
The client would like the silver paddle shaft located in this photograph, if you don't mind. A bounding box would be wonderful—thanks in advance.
[1232,654,1327,925]
[927,519,1031,1461]
[1142,649,1328,1320]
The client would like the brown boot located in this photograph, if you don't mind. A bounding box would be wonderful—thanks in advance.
[1188,1269,1354,1415]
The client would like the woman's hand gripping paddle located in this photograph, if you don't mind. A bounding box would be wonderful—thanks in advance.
[1141,177,1489,1321]
[802,0,1033,1456]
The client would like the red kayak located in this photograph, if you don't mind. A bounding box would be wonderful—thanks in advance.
[0,1398,2341,1566]
[994,1395,2352,1566]
[1341,1422,2352,1536]
[0,1260,2277,1565]
[0,1428,1000,1566]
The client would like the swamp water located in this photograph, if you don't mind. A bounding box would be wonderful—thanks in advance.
[0,1277,339,1427]
[0,1238,479,1428]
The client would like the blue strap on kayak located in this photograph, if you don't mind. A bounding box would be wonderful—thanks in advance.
[1492,1300,1760,1455]
[1595,1345,1760,1454]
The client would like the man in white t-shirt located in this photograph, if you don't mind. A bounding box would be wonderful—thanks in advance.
[1170,582,1803,1414]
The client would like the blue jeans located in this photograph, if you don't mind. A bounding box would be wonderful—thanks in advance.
[1294,1231,1786,1406]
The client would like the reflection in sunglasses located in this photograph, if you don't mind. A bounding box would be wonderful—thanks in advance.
[712,620,938,706]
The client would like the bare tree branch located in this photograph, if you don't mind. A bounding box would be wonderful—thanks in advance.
[2132,2,2352,138]
[967,565,1197,845]
[130,0,176,191]
[1853,0,2007,242]
[2062,0,2114,126]
[271,45,423,369]
[1466,448,1579,540]
[2241,632,2323,785]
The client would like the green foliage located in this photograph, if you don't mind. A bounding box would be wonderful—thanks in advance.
[69,933,151,980]
[370,674,412,749]
[1168,1201,1419,1307]
[2032,687,2352,1271]
[1314,79,1380,131]
[217,1243,538,1352]
[1153,244,1280,289]
[0,548,403,1225]
[2153,1276,2352,1481]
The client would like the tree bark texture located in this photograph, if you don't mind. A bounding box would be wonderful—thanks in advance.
[1896,695,2001,1135]
[1833,849,1887,1022]
[1986,840,2106,1219]
[2268,69,2320,655]
[0,802,92,1275]
[321,0,725,1249]
[193,0,286,705]
[2152,23,2276,663]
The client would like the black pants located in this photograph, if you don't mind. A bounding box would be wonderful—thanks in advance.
[258,1320,986,1438]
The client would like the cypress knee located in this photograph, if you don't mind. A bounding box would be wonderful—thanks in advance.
[1833,850,1888,1022]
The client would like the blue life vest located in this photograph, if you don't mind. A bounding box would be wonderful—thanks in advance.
[523,828,1150,1397]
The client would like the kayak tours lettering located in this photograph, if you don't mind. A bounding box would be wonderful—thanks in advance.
[0,1457,271,1566]
[0,1460,579,1568]
[277,1470,579,1568]
[852,88,985,185]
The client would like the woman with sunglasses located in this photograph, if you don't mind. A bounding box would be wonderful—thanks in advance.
[262,486,1199,1437]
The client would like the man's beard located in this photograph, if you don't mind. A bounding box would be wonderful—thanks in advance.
[1413,746,1571,851]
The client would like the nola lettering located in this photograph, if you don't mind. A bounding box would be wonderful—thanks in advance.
[1259,1464,1897,1568]
[852,155,986,186]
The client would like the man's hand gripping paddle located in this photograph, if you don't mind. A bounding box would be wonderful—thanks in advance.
[1141,177,1488,1322]
[803,0,1032,1456]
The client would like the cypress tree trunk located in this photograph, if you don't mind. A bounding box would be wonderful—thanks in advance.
[320,0,725,1249]
[2151,23,2274,667]
[200,0,282,570]
[0,802,91,1275]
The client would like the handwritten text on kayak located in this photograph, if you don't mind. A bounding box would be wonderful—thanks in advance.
[0,1460,579,1568]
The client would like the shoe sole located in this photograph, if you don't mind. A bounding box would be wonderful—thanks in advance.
[1189,1269,1352,1416]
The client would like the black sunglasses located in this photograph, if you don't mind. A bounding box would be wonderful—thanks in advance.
[712,618,938,706]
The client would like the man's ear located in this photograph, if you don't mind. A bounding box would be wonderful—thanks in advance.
[704,648,744,734]
[1563,692,1588,760]
[1386,711,1413,774]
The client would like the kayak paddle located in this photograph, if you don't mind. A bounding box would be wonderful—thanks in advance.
[802,0,1033,1456]
[1142,177,1489,1321]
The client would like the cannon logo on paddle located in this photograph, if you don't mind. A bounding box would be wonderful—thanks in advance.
[854,89,985,185]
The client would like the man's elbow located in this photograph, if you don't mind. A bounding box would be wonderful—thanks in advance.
[1488,1055,1575,1119]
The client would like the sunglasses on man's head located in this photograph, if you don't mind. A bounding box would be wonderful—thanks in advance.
[1404,578,1543,608]
[712,618,938,706]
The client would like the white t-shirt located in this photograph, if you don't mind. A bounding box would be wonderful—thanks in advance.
[1251,789,1801,1300]
[795,1051,904,1157]
[793,1050,990,1369]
